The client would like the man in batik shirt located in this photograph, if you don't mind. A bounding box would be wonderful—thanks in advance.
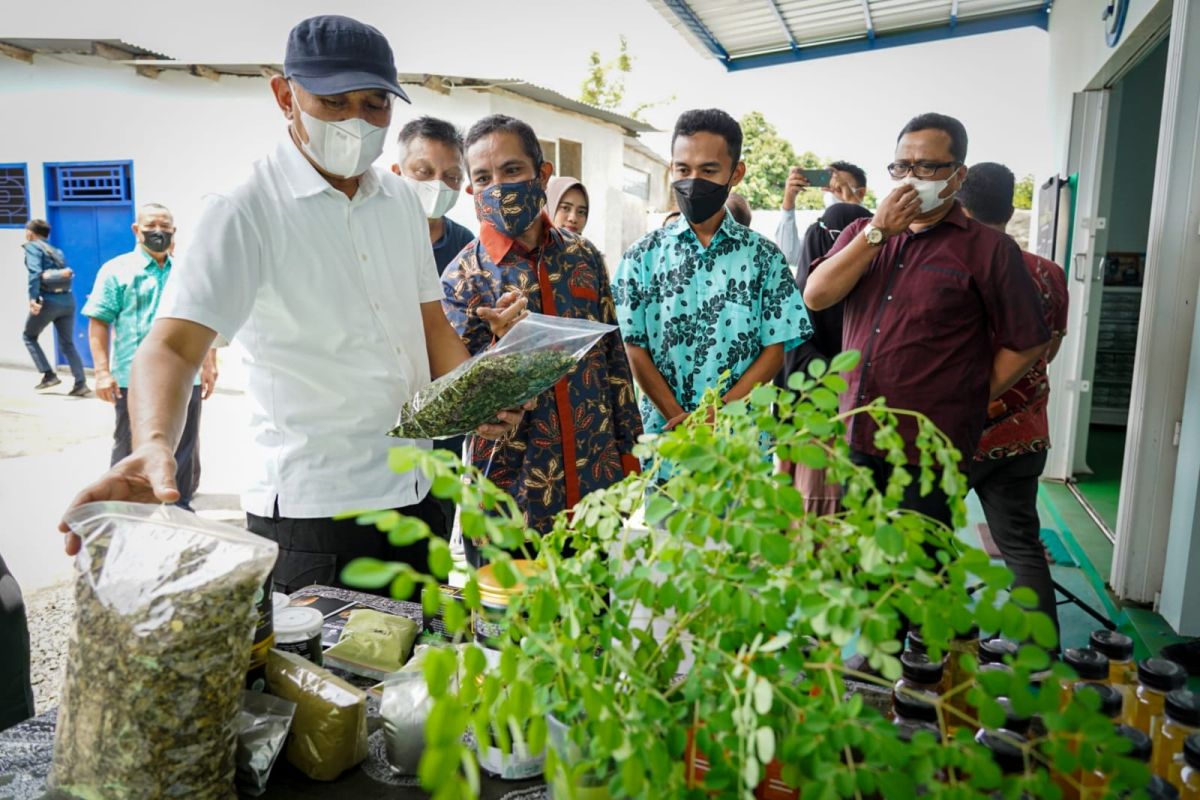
[959,162,1069,639]
[442,114,642,561]
[614,109,811,443]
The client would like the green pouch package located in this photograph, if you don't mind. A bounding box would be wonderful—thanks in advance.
[265,649,367,782]
[322,609,419,680]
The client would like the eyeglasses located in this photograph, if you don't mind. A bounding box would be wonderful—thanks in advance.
[887,161,960,179]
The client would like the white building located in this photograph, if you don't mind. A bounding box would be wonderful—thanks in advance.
[0,38,668,373]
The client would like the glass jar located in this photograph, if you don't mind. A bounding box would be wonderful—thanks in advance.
[1074,681,1124,720]
[474,560,540,667]
[895,651,945,697]
[995,696,1032,737]
[1090,629,1136,686]
[1141,775,1182,799]
[893,685,940,728]
[1179,733,1200,800]
[1128,658,1188,738]
[980,638,1019,666]
[1079,723,1152,796]
[1154,689,1200,784]
[946,626,980,719]
[975,728,1026,776]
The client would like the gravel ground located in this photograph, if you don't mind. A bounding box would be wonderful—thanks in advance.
[24,580,73,714]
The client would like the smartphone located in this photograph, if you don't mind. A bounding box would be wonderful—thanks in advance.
[797,168,832,188]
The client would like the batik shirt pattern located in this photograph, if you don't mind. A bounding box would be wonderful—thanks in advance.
[613,213,813,435]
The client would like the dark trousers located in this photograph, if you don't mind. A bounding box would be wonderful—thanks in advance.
[113,385,203,505]
[0,554,34,732]
[23,294,85,385]
[849,449,955,529]
[246,491,449,595]
[969,451,1059,637]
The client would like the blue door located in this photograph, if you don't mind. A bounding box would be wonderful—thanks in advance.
[44,161,135,368]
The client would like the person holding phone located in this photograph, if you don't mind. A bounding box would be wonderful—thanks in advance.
[775,161,868,267]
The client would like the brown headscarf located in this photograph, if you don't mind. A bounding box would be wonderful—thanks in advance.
[545,176,589,223]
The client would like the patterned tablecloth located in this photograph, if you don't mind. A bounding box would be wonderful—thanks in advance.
[0,585,548,800]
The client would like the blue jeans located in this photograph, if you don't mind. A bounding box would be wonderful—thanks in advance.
[23,294,85,384]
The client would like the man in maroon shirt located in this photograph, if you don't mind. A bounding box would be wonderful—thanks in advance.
[960,162,1069,638]
[804,113,1050,527]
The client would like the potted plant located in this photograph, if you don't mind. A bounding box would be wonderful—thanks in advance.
[344,352,1150,799]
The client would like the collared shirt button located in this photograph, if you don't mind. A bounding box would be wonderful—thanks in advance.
[361,253,368,262]
[886,295,893,301]
[394,346,402,354]
[373,302,381,311]
[874,327,880,334]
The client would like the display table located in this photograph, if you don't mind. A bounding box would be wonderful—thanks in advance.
[0,585,548,800]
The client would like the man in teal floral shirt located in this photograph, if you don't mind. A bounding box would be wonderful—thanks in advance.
[614,109,812,438]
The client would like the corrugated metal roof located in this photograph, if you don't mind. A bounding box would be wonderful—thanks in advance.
[647,0,1051,69]
[0,38,168,61]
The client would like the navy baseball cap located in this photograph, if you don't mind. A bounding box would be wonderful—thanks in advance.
[284,15,410,103]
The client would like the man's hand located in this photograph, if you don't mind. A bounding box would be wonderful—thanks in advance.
[29,300,42,316]
[95,371,121,403]
[58,442,180,555]
[474,398,536,441]
[200,351,219,400]
[782,168,811,212]
[872,183,923,237]
[476,291,530,339]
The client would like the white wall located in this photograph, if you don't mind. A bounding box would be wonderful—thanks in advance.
[0,54,636,377]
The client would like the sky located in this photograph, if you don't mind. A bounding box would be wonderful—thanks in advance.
[6,0,1055,198]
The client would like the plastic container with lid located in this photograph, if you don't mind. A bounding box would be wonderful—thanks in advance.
[1074,681,1124,719]
[979,638,1019,666]
[1090,629,1136,685]
[1154,689,1200,785]
[1178,732,1200,799]
[974,728,1026,776]
[1128,658,1188,737]
[1079,723,1152,796]
[474,560,541,665]
[273,605,324,666]
[246,576,277,691]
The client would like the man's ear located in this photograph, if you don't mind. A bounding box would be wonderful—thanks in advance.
[465,184,474,195]
[390,163,401,176]
[539,161,554,188]
[270,75,294,120]
[729,161,747,188]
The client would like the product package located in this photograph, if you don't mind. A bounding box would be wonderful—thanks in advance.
[379,645,440,774]
[265,648,369,781]
[235,691,296,796]
[389,312,615,440]
[323,609,419,680]
[50,502,278,800]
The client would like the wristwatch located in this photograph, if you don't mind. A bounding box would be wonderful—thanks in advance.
[862,223,885,247]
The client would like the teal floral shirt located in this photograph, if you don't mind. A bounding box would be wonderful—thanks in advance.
[614,213,812,435]
[83,248,196,387]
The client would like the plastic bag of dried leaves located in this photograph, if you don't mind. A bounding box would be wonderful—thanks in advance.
[49,502,277,800]
[389,312,615,440]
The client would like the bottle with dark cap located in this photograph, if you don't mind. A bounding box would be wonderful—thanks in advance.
[994,697,1032,736]
[1154,689,1200,784]
[1129,658,1188,737]
[1178,732,1200,798]
[1075,681,1124,719]
[979,637,1019,666]
[1060,648,1111,715]
[1080,723,1153,796]
[893,687,943,743]
[946,625,980,719]
[1090,629,1136,686]
[974,728,1027,776]
[1131,775,1181,800]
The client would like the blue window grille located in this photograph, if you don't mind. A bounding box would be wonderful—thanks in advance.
[0,163,30,228]
[45,162,133,205]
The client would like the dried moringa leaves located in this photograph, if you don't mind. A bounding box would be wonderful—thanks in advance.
[50,503,277,800]
[390,313,615,441]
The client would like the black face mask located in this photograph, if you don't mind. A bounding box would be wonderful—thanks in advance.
[672,177,732,225]
[141,230,173,253]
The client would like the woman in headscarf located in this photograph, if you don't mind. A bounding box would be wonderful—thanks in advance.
[779,202,874,515]
[546,176,590,236]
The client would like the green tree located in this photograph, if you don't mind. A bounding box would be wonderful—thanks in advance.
[739,112,822,210]
[1013,174,1035,210]
[579,36,672,122]
[862,188,879,209]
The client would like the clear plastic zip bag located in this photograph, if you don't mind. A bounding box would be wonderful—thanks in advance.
[49,502,277,800]
[389,312,615,440]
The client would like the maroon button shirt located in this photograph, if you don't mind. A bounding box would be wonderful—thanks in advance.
[813,203,1050,464]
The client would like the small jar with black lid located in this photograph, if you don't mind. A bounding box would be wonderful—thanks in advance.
[1153,689,1200,785]
[1074,681,1124,719]
[994,697,1032,737]
[1178,732,1200,799]
[893,688,942,743]
[1080,724,1153,796]
[974,728,1026,776]
[979,638,1019,666]
[1129,658,1188,737]
[1090,629,1136,686]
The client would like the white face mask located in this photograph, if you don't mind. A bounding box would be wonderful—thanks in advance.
[295,107,387,179]
[401,176,460,220]
[902,175,954,214]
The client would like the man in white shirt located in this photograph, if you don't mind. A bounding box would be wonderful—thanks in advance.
[59,15,523,591]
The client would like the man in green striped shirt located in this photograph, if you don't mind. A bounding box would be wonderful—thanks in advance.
[83,203,217,509]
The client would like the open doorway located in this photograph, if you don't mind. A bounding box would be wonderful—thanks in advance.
[1070,38,1170,535]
